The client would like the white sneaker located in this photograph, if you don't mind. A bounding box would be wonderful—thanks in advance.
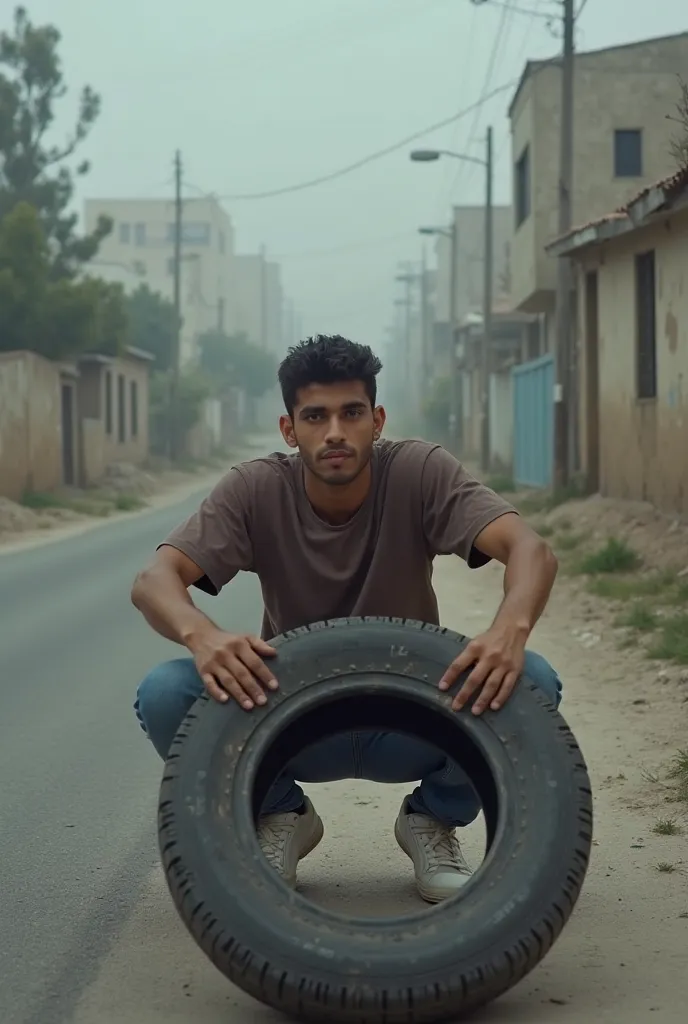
[257,796,324,888]
[394,799,473,904]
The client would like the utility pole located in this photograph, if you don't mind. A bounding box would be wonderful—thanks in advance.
[260,244,268,350]
[170,149,182,460]
[420,244,430,397]
[480,125,493,473]
[403,273,412,393]
[447,208,459,455]
[553,0,575,489]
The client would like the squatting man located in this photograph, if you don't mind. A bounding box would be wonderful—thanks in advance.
[131,334,561,904]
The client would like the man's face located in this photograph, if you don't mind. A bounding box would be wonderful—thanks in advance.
[280,380,386,486]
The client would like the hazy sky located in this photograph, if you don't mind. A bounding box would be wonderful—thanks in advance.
[22,0,688,349]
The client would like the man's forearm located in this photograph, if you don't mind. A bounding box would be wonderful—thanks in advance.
[131,566,217,647]
[493,537,558,635]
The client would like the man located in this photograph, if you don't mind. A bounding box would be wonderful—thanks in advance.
[132,334,560,904]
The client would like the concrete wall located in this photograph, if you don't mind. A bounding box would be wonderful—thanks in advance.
[510,33,688,311]
[102,357,150,467]
[575,206,688,513]
[77,354,150,484]
[0,352,62,500]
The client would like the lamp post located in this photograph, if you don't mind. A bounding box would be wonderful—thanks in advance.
[410,128,494,470]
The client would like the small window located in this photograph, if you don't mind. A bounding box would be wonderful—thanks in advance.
[635,250,657,399]
[119,222,131,244]
[130,380,139,438]
[133,222,147,246]
[515,145,531,227]
[117,373,126,443]
[105,371,113,434]
[614,129,642,178]
[167,221,211,245]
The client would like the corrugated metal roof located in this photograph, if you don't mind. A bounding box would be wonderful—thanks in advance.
[547,164,688,254]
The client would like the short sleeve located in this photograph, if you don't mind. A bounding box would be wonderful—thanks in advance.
[158,467,254,595]
[421,446,517,567]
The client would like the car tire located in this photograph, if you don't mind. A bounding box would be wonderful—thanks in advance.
[158,617,593,1023]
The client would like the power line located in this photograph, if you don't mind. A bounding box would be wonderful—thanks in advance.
[447,0,516,197]
[436,0,480,216]
[182,80,519,202]
[468,0,554,18]
[492,0,550,167]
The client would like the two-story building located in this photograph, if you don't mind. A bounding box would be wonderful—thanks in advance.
[83,196,237,365]
[509,30,688,343]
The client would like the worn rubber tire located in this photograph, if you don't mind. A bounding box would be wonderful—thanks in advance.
[158,617,593,1023]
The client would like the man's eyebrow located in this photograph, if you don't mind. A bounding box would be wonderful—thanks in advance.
[298,400,367,417]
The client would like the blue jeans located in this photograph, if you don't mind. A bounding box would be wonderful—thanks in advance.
[134,652,562,828]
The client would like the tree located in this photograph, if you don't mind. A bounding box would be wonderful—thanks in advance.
[149,367,211,458]
[0,6,110,279]
[0,201,127,358]
[198,330,277,398]
[123,284,179,370]
[669,76,688,170]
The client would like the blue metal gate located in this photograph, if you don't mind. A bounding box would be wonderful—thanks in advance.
[512,354,554,488]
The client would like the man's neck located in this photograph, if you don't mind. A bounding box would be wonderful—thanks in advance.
[304,461,372,525]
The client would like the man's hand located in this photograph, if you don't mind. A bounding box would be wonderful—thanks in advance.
[439,623,527,715]
[188,628,278,710]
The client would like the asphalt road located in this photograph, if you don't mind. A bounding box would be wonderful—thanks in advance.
[0,483,265,1024]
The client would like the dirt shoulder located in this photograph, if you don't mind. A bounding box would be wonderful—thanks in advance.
[484,477,688,827]
[0,436,275,557]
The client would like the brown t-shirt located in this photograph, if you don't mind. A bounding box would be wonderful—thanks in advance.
[161,439,516,640]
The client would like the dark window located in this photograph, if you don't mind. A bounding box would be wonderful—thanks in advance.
[635,250,656,399]
[166,221,210,245]
[105,371,113,434]
[134,222,147,246]
[119,222,131,244]
[130,380,139,437]
[117,374,126,442]
[515,145,530,227]
[614,129,642,178]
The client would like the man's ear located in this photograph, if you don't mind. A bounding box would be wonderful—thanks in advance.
[373,404,386,440]
[279,414,298,449]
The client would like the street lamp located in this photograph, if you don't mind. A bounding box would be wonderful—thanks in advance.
[410,129,494,471]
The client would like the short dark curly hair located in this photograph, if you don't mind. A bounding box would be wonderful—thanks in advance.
[278,334,383,415]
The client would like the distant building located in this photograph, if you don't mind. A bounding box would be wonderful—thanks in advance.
[509,30,688,325]
[233,252,285,355]
[83,196,236,366]
[432,204,513,376]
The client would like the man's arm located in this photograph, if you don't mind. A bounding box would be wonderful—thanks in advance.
[131,545,277,709]
[476,511,558,635]
[440,513,558,713]
[131,468,278,710]
[130,545,219,646]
